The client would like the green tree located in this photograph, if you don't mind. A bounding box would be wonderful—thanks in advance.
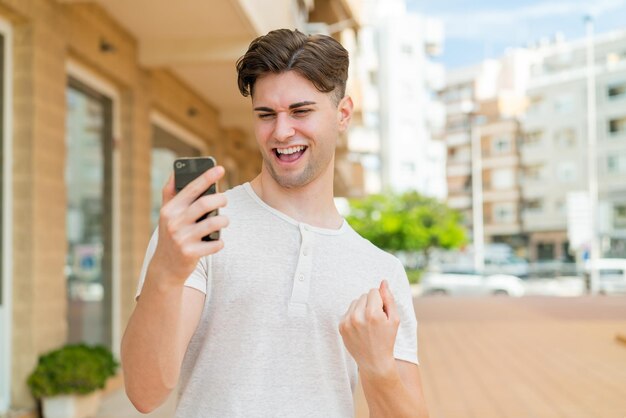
[347,191,467,269]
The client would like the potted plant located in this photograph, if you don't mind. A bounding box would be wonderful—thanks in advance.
[27,343,119,418]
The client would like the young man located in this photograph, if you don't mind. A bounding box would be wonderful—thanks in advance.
[122,29,428,418]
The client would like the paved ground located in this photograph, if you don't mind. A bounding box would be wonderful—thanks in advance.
[399,295,626,418]
[98,295,626,418]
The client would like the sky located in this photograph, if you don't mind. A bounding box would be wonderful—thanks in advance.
[406,0,626,68]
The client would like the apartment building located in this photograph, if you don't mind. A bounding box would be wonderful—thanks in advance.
[522,30,626,260]
[441,50,530,257]
[349,0,446,197]
[0,0,360,414]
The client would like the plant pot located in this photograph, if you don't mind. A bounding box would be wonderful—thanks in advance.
[42,390,102,418]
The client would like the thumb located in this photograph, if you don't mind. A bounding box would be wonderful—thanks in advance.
[161,174,176,205]
[379,280,397,319]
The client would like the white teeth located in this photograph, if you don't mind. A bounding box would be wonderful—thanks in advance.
[276,146,305,155]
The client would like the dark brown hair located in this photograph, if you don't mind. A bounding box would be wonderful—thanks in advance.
[236,29,349,104]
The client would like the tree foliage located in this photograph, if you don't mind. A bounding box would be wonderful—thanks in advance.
[347,191,467,266]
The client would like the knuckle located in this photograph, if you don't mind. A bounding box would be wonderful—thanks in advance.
[338,321,346,334]
[215,194,227,208]
[349,314,362,328]
[207,240,224,254]
[180,246,196,260]
[165,220,177,236]
[199,197,213,212]
[172,233,185,248]
[159,206,172,221]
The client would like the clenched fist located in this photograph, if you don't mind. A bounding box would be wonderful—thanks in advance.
[339,280,400,376]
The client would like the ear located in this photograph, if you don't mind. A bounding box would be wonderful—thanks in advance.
[337,95,353,133]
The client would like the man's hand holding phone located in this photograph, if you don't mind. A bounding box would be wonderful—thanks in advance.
[150,160,229,286]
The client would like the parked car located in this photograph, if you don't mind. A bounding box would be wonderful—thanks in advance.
[420,270,525,297]
[584,258,626,294]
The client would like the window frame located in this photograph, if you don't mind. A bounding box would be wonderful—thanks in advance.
[0,17,12,415]
[66,60,122,357]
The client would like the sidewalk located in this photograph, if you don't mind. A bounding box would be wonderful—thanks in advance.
[99,295,626,418]
[415,295,626,418]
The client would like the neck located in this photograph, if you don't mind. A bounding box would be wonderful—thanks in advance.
[250,162,343,230]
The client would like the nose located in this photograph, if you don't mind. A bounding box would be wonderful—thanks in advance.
[273,113,295,142]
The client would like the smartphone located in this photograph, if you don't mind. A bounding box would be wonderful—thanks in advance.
[173,156,220,241]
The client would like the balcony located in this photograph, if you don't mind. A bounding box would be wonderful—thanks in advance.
[448,195,472,209]
[446,132,471,146]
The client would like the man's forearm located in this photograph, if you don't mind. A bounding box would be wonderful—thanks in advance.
[121,267,202,412]
[360,364,428,418]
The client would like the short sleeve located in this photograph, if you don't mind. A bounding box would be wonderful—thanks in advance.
[135,227,210,300]
[390,259,419,365]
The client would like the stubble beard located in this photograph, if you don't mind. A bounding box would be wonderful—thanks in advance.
[263,147,332,189]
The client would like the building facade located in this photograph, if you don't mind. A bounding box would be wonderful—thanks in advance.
[442,30,626,262]
[522,30,626,260]
[0,0,360,414]
[441,50,530,259]
[348,0,446,197]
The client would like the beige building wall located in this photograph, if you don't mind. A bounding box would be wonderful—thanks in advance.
[1,0,259,409]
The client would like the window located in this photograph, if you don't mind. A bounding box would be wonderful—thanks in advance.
[523,165,543,181]
[401,44,413,55]
[608,153,626,174]
[525,199,543,213]
[491,168,514,189]
[493,203,515,223]
[553,94,574,114]
[554,128,576,148]
[364,110,379,127]
[66,79,113,348]
[608,82,626,99]
[609,117,626,135]
[368,70,377,86]
[614,204,626,229]
[537,242,555,260]
[492,135,511,154]
[447,116,468,131]
[524,130,543,146]
[528,96,543,113]
[402,162,416,175]
[556,161,577,182]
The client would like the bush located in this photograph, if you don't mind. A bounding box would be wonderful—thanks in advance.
[406,269,423,285]
[27,343,118,398]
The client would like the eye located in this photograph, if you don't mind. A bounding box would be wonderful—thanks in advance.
[293,109,312,117]
[257,113,275,120]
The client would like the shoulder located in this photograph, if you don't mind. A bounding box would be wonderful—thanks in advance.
[221,183,255,216]
[342,222,404,273]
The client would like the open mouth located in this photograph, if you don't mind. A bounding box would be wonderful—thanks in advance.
[274,145,308,163]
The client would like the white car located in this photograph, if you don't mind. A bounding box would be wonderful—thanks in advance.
[420,270,525,297]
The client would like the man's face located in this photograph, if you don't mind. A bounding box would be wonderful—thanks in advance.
[251,71,352,189]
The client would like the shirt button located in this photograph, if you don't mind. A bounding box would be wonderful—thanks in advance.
[298,274,305,282]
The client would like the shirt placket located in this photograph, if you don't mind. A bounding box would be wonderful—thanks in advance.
[287,223,315,317]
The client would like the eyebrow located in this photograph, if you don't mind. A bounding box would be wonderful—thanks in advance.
[253,101,317,112]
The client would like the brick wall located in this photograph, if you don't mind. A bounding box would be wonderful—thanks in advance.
[1,0,254,409]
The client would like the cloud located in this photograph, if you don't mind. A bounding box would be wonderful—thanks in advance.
[437,0,626,39]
